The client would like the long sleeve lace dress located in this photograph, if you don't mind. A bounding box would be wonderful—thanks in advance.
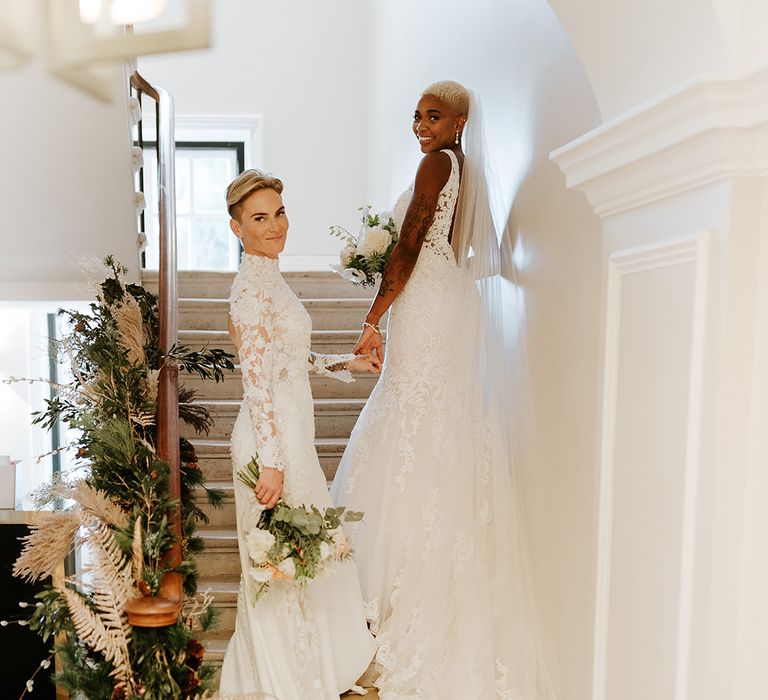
[219,253,374,699]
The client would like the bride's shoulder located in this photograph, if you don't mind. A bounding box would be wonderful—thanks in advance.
[414,150,453,189]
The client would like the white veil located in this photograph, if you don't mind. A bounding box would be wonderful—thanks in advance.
[449,88,559,698]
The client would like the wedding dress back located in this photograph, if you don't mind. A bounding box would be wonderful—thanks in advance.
[332,145,556,698]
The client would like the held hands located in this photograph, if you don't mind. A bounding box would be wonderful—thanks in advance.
[254,467,284,509]
[353,322,384,363]
[349,353,381,374]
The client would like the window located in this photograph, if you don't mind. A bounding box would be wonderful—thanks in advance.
[139,141,245,271]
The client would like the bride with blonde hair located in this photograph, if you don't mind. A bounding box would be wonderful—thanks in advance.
[332,80,557,698]
[219,170,378,699]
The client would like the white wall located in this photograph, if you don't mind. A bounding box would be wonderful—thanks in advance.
[366,1,603,698]
[552,56,768,696]
[138,0,371,263]
[547,0,768,120]
[0,2,138,301]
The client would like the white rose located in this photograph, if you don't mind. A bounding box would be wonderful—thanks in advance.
[245,528,275,565]
[320,541,332,561]
[357,227,391,257]
[340,244,357,267]
[341,267,368,284]
[278,558,296,579]
[249,565,274,583]
[331,531,350,558]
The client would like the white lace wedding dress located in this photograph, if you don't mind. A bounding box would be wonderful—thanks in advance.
[219,253,374,699]
[331,149,554,699]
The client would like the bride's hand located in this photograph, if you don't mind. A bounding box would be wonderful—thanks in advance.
[349,353,381,374]
[353,324,384,362]
[254,467,284,509]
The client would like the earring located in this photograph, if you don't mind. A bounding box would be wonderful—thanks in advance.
[454,129,460,145]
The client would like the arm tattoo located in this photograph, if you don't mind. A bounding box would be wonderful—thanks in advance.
[373,192,436,307]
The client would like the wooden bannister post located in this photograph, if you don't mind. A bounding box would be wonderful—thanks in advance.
[125,71,183,628]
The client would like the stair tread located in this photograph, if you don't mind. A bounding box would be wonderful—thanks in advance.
[199,577,240,595]
[180,296,370,304]
[202,638,229,655]
[180,329,379,338]
[191,437,348,449]
[199,528,238,540]
[192,398,366,409]
[203,480,234,489]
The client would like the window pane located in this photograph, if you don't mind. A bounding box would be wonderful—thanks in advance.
[189,216,231,270]
[140,142,242,271]
[176,216,192,269]
[176,154,192,215]
[192,152,235,214]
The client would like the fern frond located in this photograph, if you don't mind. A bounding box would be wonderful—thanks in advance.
[75,517,135,687]
[63,587,133,688]
[81,514,134,604]
[131,517,143,586]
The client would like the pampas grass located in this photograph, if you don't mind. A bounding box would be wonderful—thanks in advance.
[13,512,79,583]
[112,294,146,366]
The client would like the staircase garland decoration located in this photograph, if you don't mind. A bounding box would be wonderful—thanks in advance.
[12,256,235,699]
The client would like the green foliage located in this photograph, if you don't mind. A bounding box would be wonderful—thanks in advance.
[236,456,362,601]
[25,257,234,699]
[329,206,399,287]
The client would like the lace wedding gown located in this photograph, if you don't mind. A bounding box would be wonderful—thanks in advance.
[331,149,554,699]
[219,253,375,699]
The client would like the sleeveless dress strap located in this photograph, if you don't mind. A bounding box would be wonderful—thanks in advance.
[441,148,459,175]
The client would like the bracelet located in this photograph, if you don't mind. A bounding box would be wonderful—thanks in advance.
[363,321,381,335]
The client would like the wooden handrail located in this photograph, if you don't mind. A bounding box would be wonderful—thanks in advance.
[125,71,183,628]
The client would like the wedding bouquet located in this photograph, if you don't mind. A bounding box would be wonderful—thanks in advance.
[236,455,363,602]
[330,206,399,286]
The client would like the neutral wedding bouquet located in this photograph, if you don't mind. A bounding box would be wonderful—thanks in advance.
[236,455,363,602]
[330,205,399,286]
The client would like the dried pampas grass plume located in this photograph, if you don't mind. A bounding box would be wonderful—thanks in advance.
[112,294,146,366]
[13,512,79,583]
[71,480,129,530]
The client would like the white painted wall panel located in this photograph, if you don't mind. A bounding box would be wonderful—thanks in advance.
[606,260,695,699]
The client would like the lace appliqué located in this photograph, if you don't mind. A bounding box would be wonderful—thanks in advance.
[363,598,380,635]
[495,658,525,700]
[451,529,475,580]
[308,351,356,384]
[421,489,444,561]
[230,264,287,472]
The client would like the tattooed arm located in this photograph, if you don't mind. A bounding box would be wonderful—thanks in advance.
[354,151,452,359]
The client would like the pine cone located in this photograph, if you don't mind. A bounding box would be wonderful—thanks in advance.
[110,686,127,700]
[179,438,197,463]
[181,671,200,697]
[185,639,204,670]
[138,580,152,597]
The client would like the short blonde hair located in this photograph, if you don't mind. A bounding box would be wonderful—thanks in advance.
[226,169,284,220]
[422,80,470,116]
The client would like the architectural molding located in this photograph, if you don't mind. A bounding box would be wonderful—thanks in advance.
[551,69,768,218]
[593,232,712,700]
[138,113,264,169]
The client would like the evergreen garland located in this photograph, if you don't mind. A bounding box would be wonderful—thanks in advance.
[17,257,235,699]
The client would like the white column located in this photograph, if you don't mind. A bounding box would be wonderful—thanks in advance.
[552,68,768,700]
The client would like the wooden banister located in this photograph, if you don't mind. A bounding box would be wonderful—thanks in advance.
[125,71,183,628]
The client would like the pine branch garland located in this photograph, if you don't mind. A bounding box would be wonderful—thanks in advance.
[15,257,230,698]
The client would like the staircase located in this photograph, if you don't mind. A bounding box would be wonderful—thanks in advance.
[141,269,379,679]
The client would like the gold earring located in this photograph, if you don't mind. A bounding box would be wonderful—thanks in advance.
[454,129,460,145]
